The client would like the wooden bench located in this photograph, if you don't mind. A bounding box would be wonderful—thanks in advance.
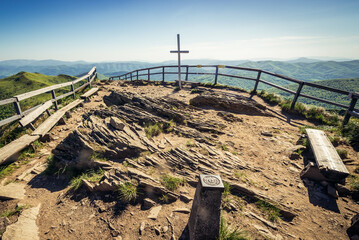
[0,99,84,164]
[19,100,53,129]
[80,87,99,100]
[0,134,40,164]
[32,99,84,137]
[303,129,349,182]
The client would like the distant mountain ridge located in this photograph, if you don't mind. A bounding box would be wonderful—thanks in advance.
[0,59,359,83]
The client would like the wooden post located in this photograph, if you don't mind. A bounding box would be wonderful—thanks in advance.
[343,93,358,125]
[162,67,165,82]
[13,99,22,117]
[188,174,224,240]
[291,82,304,110]
[148,69,150,81]
[137,70,139,80]
[51,90,58,110]
[185,66,189,81]
[87,76,91,88]
[253,71,262,93]
[214,66,219,85]
[130,72,133,81]
[71,83,75,98]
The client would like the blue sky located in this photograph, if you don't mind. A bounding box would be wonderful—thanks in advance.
[0,0,358,62]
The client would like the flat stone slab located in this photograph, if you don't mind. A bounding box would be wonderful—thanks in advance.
[2,204,41,240]
[147,206,162,220]
[0,182,26,200]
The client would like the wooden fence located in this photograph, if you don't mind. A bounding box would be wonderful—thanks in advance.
[0,67,97,127]
[109,65,359,125]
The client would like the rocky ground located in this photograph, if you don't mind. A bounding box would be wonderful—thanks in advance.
[0,80,359,240]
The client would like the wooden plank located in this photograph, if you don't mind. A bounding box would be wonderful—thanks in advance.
[0,115,22,127]
[31,99,84,137]
[0,98,16,106]
[73,74,90,84]
[88,66,96,76]
[306,129,349,181]
[0,134,40,164]
[19,100,53,127]
[15,82,73,101]
[80,87,99,99]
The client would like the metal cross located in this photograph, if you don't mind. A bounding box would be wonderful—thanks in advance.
[170,34,189,89]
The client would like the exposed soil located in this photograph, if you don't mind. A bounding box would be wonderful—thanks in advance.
[1,80,359,240]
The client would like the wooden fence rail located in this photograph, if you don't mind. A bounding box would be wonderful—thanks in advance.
[109,65,359,125]
[0,67,97,127]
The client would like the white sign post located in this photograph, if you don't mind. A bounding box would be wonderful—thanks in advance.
[170,34,189,89]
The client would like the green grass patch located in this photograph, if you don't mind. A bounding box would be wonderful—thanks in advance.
[336,148,348,159]
[145,120,176,139]
[219,216,248,240]
[118,182,138,202]
[221,145,229,151]
[186,139,196,147]
[161,174,186,191]
[0,204,30,217]
[158,194,170,203]
[348,175,359,191]
[70,168,105,191]
[255,200,281,222]
[0,163,19,179]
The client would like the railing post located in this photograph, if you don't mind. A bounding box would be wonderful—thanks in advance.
[214,66,219,85]
[343,93,358,125]
[87,76,91,88]
[51,90,58,110]
[253,70,262,93]
[137,71,139,80]
[148,69,150,81]
[130,72,133,81]
[185,66,189,81]
[291,82,304,110]
[162,67,165,82]
[71,83,75,98]
[13,99,22,117]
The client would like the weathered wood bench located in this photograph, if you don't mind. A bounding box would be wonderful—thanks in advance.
[19,100,53,129]
[0,134,40,164]
[301,129,349,182]
[32,99,83,137]
[0,99,84,164]
[80,87,99,101]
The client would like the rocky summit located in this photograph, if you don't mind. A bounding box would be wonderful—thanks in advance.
[1,80,359,240]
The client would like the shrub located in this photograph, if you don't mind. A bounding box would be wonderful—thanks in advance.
[342,120,359,149]
[145,122,163,138]
[161,174,185,191]
[118,182,138,202]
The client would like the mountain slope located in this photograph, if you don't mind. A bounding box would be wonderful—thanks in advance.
[0,72,76,100]
[268,78,359,109]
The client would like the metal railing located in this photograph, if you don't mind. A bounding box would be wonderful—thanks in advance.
[0,67,97,127]
[110,65,359,125]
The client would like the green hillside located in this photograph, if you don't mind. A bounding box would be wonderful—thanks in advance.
[0,72,76,121]
[268,78,359,109]
[186,60,359,91]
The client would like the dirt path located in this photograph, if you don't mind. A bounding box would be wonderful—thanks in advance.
[1,81,358,240]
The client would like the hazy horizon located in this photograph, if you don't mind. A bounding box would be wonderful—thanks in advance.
[1,0,358,62]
